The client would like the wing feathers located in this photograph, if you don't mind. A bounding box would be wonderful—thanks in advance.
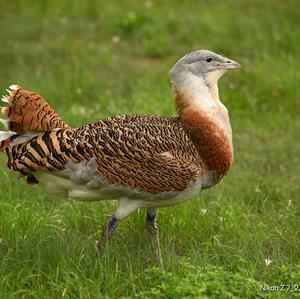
[2,110,206,193]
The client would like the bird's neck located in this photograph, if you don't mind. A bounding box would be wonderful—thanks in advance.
[173,73,233,178]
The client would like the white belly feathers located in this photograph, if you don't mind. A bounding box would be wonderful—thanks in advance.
[34,158,215,208]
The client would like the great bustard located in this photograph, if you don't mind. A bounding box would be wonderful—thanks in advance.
[0,50,240,266]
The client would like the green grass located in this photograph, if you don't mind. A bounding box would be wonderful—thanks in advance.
[0,0,300,298]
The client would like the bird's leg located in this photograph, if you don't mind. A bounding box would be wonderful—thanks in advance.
[145,208,163,268]
[96,215,120,253]
[96,198,139,256]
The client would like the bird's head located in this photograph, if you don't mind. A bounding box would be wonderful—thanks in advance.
[170,49,241,88]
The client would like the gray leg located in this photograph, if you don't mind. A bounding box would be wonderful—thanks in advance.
[96,198,139,255]
[146,208,163,267]
[96,215,120,253]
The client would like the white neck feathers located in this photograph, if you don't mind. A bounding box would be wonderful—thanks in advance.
[172,72,232,139]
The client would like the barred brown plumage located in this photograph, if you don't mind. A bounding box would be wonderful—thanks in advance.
[1,86,69,133]
[0,50,241,266]
[4,114,205,192]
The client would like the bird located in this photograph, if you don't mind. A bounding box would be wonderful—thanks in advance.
[0,50,240,266]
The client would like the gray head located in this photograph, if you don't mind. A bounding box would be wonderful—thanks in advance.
[170,49,240,85]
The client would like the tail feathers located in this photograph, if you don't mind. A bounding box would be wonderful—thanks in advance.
[0,85,73,185]
[1,85,69,134]
[0,131,15,141]
[0,131,15,150]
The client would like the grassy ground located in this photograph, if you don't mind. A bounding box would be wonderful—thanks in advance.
[0,0,299,298]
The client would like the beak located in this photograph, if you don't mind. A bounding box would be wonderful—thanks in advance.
[222,58,241,69]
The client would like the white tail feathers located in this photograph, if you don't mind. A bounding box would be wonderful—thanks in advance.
[0,131,15,142]
[1,95,8,103]
[1,84,19,104]
[5,84,19,95]
[9,84,20,91]
[1,84,16,113]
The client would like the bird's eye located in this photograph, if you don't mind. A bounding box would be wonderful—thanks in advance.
[205,57,213,63]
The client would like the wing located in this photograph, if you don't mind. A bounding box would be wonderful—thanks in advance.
[4,114,205,193]
[77,115,205,193]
